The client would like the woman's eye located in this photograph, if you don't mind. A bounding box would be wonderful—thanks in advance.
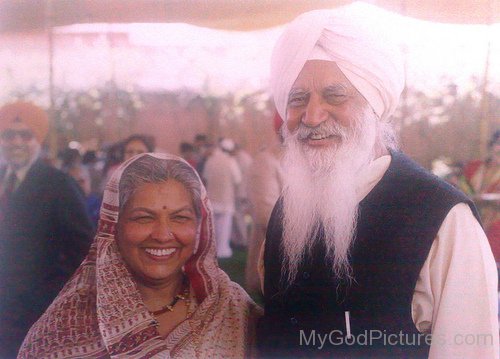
[173,215,192,222]
[130,216,153,223]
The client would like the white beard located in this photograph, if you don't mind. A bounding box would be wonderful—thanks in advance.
[281,106,379,285]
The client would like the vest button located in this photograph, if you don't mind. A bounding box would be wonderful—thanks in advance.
[290,317,298,325]
[302,271,310,279]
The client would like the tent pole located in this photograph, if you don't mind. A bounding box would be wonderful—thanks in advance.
[478,0,494,159]
[479,36,491,159]
[45,0,57,159]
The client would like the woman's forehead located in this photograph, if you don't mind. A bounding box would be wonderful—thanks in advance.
[125,180,193,209]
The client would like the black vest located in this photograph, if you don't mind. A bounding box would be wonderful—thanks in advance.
[257,151,480,358]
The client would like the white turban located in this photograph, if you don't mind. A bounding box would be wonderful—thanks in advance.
[270,7,405,122]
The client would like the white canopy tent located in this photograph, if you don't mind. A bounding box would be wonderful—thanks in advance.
[0,0,498,32]
[0,0,498,155]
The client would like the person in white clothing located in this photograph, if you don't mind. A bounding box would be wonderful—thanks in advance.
[256,6,499,359]
[246,114,284,295]
[202,140,242,258]
[232,142,254,248]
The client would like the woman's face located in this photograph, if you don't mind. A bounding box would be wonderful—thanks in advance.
[116,180,198,287]
[124,140,149,161]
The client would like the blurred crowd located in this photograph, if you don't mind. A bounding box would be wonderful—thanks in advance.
[0,100,283,356]
[54,127,285,264]
[56,134,156,227]
[0,100,498,357]
[440,130,500,264]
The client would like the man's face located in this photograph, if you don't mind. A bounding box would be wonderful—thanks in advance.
[286,60,367,150]
[0,122,40,169]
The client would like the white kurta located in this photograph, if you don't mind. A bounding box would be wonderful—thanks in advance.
[202,148,242,214]
[260,155,499,358]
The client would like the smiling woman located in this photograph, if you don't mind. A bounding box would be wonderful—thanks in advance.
[18,153,262,359]
[117,159,200,293]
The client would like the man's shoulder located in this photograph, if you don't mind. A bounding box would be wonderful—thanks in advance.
[383,152,474,216]
[28,160,61,177]
[27,160,77,187]
[390,152,467,196]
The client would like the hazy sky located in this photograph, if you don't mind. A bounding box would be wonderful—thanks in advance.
[1,2,498,103]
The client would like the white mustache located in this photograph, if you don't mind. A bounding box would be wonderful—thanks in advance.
[296,120,350,141]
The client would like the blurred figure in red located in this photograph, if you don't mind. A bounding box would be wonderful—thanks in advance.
[463,130,500,264]
[179,141,198,169]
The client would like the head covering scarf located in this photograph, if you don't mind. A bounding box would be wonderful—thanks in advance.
[0,101,49,143]
[18,153,261,359]
[270,6,405,122]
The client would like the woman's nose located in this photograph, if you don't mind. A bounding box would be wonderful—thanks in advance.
[151,221,174,242]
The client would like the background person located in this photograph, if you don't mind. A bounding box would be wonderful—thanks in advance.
[0,101,94,358]
[202,139,242,258]
[463,130,500,271]
[193,133,210,175]
[122,134,155,161]
[245,112,284,295]
[179,141,198,168]
[232,141,254,248]
[64,162,101,228]
[19,153,261,358]
[100,134,156,195]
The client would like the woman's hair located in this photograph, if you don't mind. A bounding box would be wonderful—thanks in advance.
[123,134,156,153]
[119,155,202,221]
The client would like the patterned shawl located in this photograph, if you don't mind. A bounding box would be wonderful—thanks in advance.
[18,153,262,359]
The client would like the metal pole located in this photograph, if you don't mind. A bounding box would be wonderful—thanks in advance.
[45,0,57,159]
[479,35,491,159]
[478,0,494,159]
[399,0,408,133]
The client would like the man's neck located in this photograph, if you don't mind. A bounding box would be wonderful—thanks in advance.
[7,155,39,180]
[373,142,390,159]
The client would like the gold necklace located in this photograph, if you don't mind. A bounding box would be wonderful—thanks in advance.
[149,279,189,316]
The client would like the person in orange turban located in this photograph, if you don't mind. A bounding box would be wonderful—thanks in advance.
[0,101,49,143]
[0,101,49,170]
[0,101,94,358]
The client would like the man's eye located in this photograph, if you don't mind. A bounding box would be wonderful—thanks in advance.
[288,95,308,107]
[324,87,349,104]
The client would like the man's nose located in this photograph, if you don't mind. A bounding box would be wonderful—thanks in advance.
[10,135,25,146]
[302,95,329,128]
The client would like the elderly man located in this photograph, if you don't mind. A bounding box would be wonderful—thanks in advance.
[256,8,498,359]
[0,101,93,358]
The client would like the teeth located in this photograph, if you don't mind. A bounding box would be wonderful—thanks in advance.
[145,248,176,256]
[309,134,330,140]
